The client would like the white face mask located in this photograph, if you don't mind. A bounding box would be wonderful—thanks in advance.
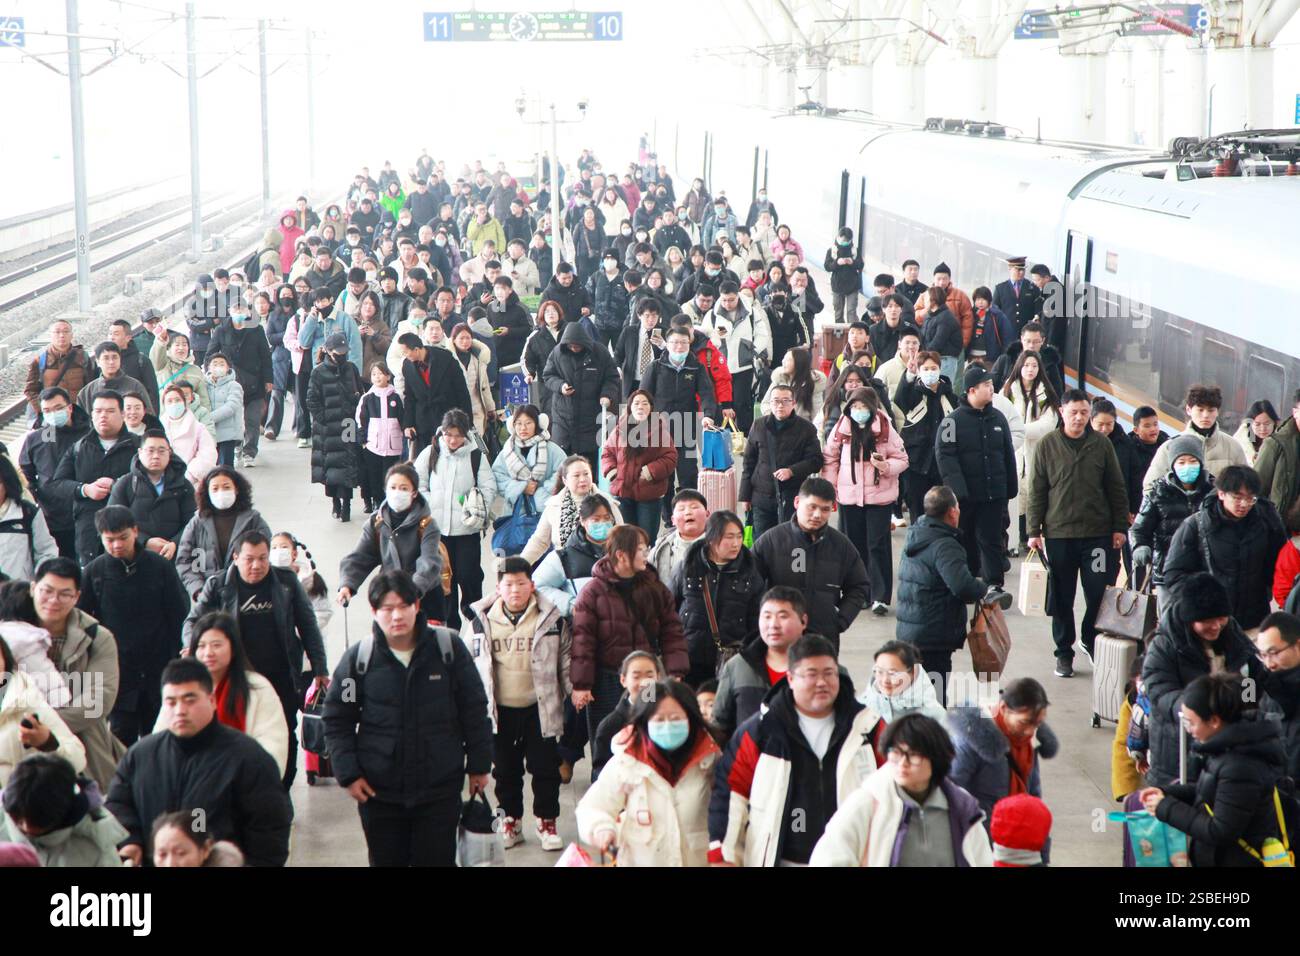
[269,547,293,568]
[386,489,413,512]
[209,488,237,511]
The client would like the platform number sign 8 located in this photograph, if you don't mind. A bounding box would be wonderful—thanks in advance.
[594,12,622,40]
[1193,4,1209,34]
[0,16,25,47]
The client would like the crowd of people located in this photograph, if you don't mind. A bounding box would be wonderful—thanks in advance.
[0,143,1296,870]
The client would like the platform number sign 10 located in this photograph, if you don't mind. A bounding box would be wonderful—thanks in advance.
[0,16,24,47]
[594,12,622,40]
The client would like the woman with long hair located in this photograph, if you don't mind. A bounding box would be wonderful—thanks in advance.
[821,363,872,443]
[599,389,677,542]
[520,454,623,566]
[762,345,827,427]
[1002,349,1060,555]
[1234,399,1280,468]
[571,525,690,763]
[356,290,393,380]
[823,387,909,614]
[175,466,272,599]
[449,322,496,437]
[599,188,630,246]
[523,300,566,414]
[921,284,963,384]
[574,207,605,285]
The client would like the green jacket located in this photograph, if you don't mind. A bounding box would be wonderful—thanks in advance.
[466,216,507,256]
[150,336,212,411]
[1256,417,1299,519]
[1026,426,1129,539]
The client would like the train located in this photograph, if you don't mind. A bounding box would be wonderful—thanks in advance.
[664,109,1300,432]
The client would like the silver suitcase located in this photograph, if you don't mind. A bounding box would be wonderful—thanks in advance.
[1091,633,1139,727]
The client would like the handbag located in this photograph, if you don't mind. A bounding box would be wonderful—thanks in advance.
[456,792,506,867]
[1106,810,1190,867]
[701,571,740,676]
[1094,572,1158,642]
[699,426,733,472]
[1017,547,1049,618]
[967,603,1011,677]
[491,494,540,557]
[724,418,746,457]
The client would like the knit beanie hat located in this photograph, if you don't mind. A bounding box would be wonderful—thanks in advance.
[1179,571,1233,622]
[990,794,1053,867]
[1165,434,1204,468]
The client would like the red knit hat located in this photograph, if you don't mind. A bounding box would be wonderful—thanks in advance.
[990,794,1052,867]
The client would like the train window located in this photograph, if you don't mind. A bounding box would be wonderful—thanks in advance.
[1159,325,1192,411]
[1245,354,1286,417]
[1201,338,1240,415]
[924,231,941,272]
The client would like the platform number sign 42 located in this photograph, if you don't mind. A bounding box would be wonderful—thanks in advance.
[0,16,25,47]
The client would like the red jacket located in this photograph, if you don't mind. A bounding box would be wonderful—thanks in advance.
[600,411,678,502]
[692,330,733,408]
[571,557,689,689]
[1274,537,1300,607]
[277,210,305,276]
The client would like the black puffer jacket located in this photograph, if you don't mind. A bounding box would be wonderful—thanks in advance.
[935,398,1018,503]
[485,291,532,368]
[541,323,620,454]
[307,355,363,488]
[48,428,140,563]
[1129,469,1216,584]
[739,413,823,503]
[1106,425,1142,516]
[893,373,956,476]
[19,404,91,534]
[895,515,988,652]
[106,455,197,548]
[668,538,764,685]
[920,306,962,358]
[1141,598,1262,787]
[585,266,629,335]
[323,617,493,807]
[1155,714,1290,867]
[1261,664,1300,781]
[540,276,593,325]
[823,244,864,295]
[522,324,563,388]
[1163,497,1287,630]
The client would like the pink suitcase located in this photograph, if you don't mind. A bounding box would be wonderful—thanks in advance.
[698,467,737,514]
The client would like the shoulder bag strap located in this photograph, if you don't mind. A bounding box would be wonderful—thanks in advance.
[700,569,722,643]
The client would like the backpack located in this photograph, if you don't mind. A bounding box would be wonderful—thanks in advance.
[370,511,451,594]
[354,624,458,684]
[0,499,42,566]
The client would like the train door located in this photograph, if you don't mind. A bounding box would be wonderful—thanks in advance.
[1063,230,1093,389]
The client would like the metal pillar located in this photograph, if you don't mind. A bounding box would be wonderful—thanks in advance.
[65,0,91,311]
[550,104,563,265]
[305,28,316,192]
[258,19,271,218]
[185,2,201,261]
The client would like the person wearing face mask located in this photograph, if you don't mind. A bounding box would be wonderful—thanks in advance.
[744,188,778,229]
[1130,437,1214,614]
[268,532,333,632]
[583,250,628,352]
[824,228,865,324]
[308,333,364,522]
[158,384,217,489]
[338,463,445,622]
[175,467,272,599]
[105,431,197,559]
[20,387,91,558]
[298,286,363,375]
[208,298,272,468]
[1161,465,1287,632]
[203,352,245,469]
[893,350,956,523]
[183,273,228,367]
[533,494,616,618]
[676,250,737,307]
[576,680,723,866]
[1142,384,1247,493]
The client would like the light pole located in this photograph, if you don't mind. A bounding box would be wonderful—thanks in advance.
[185,1,201,261]
[516,99,587,266]
[65,0,91,312]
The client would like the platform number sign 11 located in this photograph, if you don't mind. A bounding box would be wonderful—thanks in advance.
[0,16,24,47]
[424,12,452,41]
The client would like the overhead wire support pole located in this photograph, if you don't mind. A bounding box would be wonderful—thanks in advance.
[65,0,93,312]
[258,18,271,219]
[185,1,202,262]
[550,104,563,267]
[305,27,316,192]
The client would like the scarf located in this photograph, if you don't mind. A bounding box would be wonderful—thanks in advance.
[214,674,247,732]
[558,489,580,545]
[502,434,548,485]
[995,709,1035,797]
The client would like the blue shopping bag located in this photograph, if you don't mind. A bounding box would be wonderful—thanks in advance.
[699,426,733,472]
[492,494,540,557]
[1107,810,1189,867]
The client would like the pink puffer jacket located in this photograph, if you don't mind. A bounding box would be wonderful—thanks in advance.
[821,412,909,506]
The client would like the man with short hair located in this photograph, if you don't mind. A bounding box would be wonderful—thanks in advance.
[106,656,293,866]
[896,486,1008,700]
[989,321,1064,396]
[49,391,139,565]
[467,557,570,852]
[874,327,922,431]
[585,249,629,351]
[324,570,492,867]
[376,266,412,332]
[1256,387,1300,522]
[615,298,668,397]
[652,206,692,259]
[540,263,594,324]
[649,490,710,584]
[1255,611,1300,778]
[751,476,870,650]
[705,281,772,436]
[896,258,926,306]
[740,384,823,538]
[32,557,122,792]
[107,319,160,399]
[78,506,190,746]
[106,429,196,558]
[991,256,1043,333]
[185,530,329,786]
[1129,404,1169,489]
[20,387,90,557]
[1141,384,1247,493]
[936,366,1018,588]
[541,321,618,465]
[1026,388,1131,677]
[712,586,807,740]
[1162,464,1286,631]
[709,633,884,866]
[24,319,92,414]
[399,331,472,457]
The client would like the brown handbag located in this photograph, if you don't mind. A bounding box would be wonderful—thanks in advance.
[1094,573,1157,642]
[967,604,1012,677]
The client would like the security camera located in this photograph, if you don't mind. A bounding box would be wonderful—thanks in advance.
[577,100,588,113]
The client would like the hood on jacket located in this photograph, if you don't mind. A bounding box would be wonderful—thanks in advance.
[1193,710,1285,770]
[947,706,1060,763]
[558,322,594,352]
[903,514,962,558]
[262,228,282,248]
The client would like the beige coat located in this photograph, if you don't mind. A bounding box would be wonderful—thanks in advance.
[1142,423,1246,493]
[452,339,496,437]
[52,609,123,792]
[467,593,572,739]
[0,669,86,786]
[1009,385,1059,510]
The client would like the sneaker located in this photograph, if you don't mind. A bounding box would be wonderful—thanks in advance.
[1054,659,1074,678]
[871,601,888,616]
[891,516,908,530]
[536,818,563,851]
[363,499,376,515]
[501,816,524,848]
[263,428,276,441]
[242,455,256,468]
[296,438,310,449]
[558,760,573,785]
[1080,643,1095,667]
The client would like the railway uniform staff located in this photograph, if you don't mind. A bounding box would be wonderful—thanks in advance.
[991,257,1043,333]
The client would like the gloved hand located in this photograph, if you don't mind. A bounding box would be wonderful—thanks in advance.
[982,585,1012,610]
[1131,545,1152,568]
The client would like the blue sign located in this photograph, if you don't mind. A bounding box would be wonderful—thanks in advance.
[592,12,622,40]
[1295,93,1300,125]
[1013,9,1058,39]
[0,15,24,47]
[423,10,621,41]
[424,12,452,41]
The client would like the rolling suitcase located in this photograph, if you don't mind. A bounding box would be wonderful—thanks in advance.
[1091,633,1139,727]
[698,467,737,514]
[813,323,849,375]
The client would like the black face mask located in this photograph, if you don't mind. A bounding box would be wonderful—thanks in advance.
[279,296,297,312]
[317,302,334,317]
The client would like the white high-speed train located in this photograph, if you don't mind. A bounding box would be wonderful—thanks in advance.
[666,111,1300,430]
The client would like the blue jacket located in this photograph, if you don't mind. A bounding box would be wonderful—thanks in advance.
[298,309,362,371]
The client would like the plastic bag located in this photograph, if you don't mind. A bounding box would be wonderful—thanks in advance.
[457,792,506,867]
[700,427,733,471]
[1108,810,1189,867]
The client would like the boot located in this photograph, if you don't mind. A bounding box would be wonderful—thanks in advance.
[331,496,341,519]
[340,498,351,522]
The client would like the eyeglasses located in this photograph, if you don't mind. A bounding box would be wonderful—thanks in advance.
[1256,645,1297,663]
[886,748,927,767]
[1224,493,1258,507]
[872,667,908,682]
[35,584,78,603]
[770,398,795,407]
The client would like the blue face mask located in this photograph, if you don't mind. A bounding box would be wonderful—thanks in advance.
[46,408,69,428]
[587,521,612,542]
[668,350,687,366]
[850,408,871,425]
[647,718,690,752]
[919,368,941,387]
[1174,462,1201,484]
[705,268,720,278]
